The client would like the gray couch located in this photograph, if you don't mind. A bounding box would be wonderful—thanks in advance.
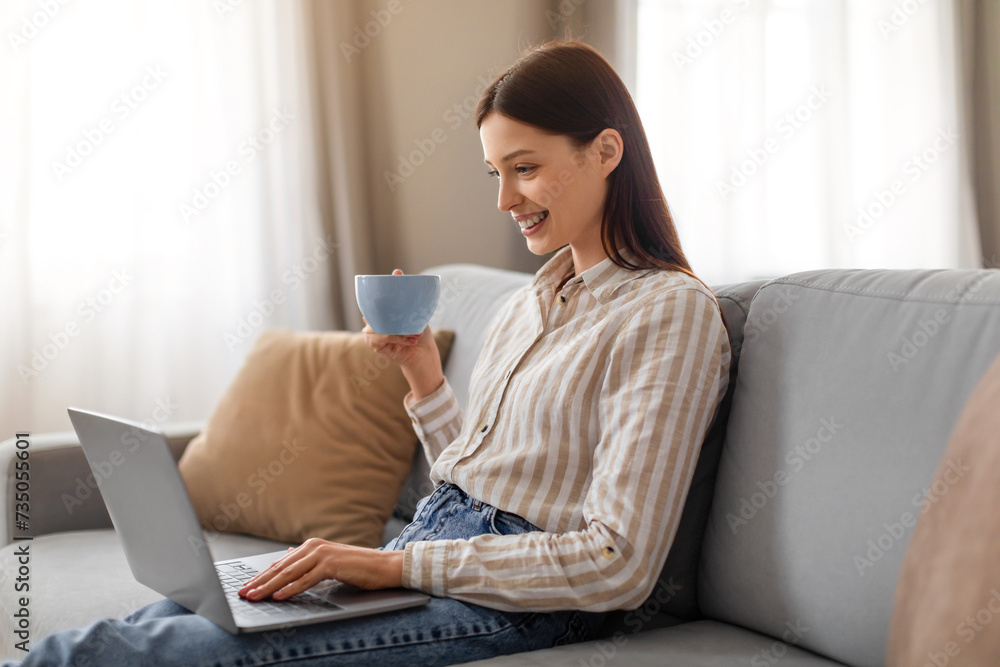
[2,262,999,666]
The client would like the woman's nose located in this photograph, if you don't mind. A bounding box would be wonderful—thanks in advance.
[497,178,522,212]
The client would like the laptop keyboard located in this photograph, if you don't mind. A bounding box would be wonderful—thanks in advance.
[216,560,343,618]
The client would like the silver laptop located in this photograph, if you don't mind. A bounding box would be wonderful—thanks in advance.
[67,407,429,633]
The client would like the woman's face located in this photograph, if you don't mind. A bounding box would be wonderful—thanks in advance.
[480,113,621,274]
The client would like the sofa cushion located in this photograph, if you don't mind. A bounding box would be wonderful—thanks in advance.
[699,268,1000,666]
[460,619,847,666]
[887,351,1000,664]
[178,328,453,548]
[0,530,291,661]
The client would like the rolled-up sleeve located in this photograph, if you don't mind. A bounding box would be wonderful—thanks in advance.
[401,288,731,612]
[404,378,464,468]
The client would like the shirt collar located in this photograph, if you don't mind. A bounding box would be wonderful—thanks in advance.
[531,245,654,305]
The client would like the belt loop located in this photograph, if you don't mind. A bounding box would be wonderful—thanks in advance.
[472,498,483,511]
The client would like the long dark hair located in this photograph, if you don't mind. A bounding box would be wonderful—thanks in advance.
[476,39,694,278]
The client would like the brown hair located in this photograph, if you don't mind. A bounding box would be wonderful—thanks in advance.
[476,39,694,278]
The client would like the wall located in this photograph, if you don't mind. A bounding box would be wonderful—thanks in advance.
[355,0,556,275]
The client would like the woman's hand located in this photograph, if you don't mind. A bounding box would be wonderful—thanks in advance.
[238,539,405,601]
[362,269,444,400]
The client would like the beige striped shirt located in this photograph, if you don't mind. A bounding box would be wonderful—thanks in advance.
[401,245,731,612]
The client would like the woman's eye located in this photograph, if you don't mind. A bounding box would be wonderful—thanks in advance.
[486,169,499,178]
[515,166,534,175]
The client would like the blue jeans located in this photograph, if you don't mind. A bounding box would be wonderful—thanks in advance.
[7,483,606,666]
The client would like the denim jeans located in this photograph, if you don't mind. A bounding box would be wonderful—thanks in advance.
[7,483,607,666]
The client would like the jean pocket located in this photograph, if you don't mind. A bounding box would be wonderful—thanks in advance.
[551,611,590,647]
[414,482,449,520]
[488,506,541,536]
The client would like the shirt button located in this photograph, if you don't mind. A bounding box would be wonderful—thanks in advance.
[480,423,489,433]
[558,295,566,303]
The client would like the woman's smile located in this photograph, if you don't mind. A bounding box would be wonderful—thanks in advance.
[515,210,549,235]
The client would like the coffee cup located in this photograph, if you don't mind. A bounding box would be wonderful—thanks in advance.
[355,274,441,335]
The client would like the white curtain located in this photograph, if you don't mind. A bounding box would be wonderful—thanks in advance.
[0,0,334,436]
[634,0,981,284]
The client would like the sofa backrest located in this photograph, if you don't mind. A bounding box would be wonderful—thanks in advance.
[698,268,1000,666]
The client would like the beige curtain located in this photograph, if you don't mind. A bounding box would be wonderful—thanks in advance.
[551,0,636,92]
[957,0,1000,268]
[301,1,376,332]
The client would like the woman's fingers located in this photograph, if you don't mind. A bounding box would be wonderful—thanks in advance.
[253,558,318,600]
[271,567,326,600]
[240,550,319,601]
[239,544,310,597]
[365,330,420,350]
[241,549,296,589]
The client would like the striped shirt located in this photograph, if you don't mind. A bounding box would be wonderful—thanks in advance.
[401,244,731,612]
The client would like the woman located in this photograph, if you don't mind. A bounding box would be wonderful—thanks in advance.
[9,40,730,666]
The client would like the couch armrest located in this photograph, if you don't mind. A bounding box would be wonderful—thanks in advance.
[0,421,205,547]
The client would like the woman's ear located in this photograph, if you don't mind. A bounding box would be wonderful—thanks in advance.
[596,128,624,178]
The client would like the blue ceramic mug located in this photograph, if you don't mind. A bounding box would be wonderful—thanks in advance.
[355,274,441,335]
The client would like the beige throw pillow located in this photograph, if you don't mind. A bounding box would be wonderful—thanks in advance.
[887,351,1000,665]
[178,329,454,548]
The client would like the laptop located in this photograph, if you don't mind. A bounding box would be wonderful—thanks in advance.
[67,407,430,633]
